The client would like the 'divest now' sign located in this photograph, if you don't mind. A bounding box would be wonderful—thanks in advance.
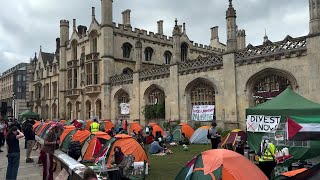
[246,115,281,133]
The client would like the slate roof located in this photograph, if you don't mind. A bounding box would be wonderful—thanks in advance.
[41,52,55,65]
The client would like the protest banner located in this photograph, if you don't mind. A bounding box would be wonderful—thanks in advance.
[246,115,281,133]
[192,105,215,121]
[120,103,130,115]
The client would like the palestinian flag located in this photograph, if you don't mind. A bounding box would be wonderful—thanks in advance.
[287,116,320,141]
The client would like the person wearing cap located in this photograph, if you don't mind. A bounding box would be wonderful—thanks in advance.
[258,136,277,179]
[90,118,100,134]
[40,123,63,180]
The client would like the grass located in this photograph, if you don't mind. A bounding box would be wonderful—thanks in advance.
[146,144,211,180]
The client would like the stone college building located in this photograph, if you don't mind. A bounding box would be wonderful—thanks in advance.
[29,0,320,129]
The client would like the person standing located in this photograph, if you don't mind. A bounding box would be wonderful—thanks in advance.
[207,122,220,149]
[89,119,100,134]
[40,123,63,180]
[25,119,36,163]
[6,126,25,180]
[258,136,277,179]
[0,119,5,152]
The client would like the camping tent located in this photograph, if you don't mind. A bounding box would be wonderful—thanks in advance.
[36,123,49,136]
[60,126,76,144]
[190,126,210,144]
[18,110,40,122]
[71,129,91,144]
[128,122,143,135]
[33,121,41,131]
[172,123,194,141]
[176,149,267,180]
[100,120,115,132]
[219,129,246,148]
[82,132,111,162]
[148,123,165,137]
[246,87,320,161]
[60,129,77,152]
[86,120,93,130]
[96,134,149,165]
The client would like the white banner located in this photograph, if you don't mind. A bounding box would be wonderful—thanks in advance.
[246,115,281,133]
[192,105,215,121]
[120,103,130,115]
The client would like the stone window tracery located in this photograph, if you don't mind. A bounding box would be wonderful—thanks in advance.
[71,40,78,60]
[253,74,291,105]
[190,83,215,106]
[181,43,188,62]
[122,43,133,59]
[148,89,164,105]
[164,51,172,65]
[145,47,154,62]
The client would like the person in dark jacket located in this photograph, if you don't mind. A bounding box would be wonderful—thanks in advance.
[25,119,36,163]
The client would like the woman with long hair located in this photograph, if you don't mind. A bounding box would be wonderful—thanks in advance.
[6,126,25,180]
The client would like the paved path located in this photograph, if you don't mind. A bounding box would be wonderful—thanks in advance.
[0,140,47,180]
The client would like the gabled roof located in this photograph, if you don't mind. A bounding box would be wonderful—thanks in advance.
[41,52,55,66]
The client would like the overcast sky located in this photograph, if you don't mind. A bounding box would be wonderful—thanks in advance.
[0,0,309,73]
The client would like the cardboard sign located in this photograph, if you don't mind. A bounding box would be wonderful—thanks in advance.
[246,115,281,133]
[192,105,215,121]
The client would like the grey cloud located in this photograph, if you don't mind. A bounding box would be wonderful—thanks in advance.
[0,0,309,73]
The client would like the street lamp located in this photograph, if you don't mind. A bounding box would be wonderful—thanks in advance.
[12,93,16,119]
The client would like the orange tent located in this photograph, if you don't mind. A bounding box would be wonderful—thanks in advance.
[83,132,111,162]
[174,123,194,139]
[148,123,164,137]
[60,120,66,124]
[86,120,93,130]
[71,129,91,144]
[33,121,41,131]
[128,122,143,134]
[45,119,51,123]
[176,149,267,180]
[101,120,115,132]
[60,126,76,144]
[105,134,149,165]
[36,123,49,136]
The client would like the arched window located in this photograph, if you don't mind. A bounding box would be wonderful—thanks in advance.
[145,47,154,62]
[71,40,78,60]
[67,102,72,120]
[75,102,80,119]
[181,42,188,62]
[122,68,133,75]
[253,74,291,105]
[96,99,102,119]
[89,31,98,53]
[164,51,172,65]
[190,83,215,106]
[122,43,133,59]
[86,101,91,119]
[148,89,164,105]
[45,105,49,120]
[117,91,130,119]
[52,104,57,119]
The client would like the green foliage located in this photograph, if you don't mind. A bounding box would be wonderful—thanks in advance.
[217,127,231,137]
[193,121,202,130]
[142,99,165,120]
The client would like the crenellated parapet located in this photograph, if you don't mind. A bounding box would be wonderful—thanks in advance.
[235,35,307,66]
[191,43,225,54]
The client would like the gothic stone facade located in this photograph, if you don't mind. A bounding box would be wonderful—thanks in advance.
[30,0,320,130]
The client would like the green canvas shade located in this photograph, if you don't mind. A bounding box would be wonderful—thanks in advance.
[246,87,320,162]
[18,110,40,122]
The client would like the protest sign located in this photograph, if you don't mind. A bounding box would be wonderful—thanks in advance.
[246,115,281,133]
[192,105,214,121]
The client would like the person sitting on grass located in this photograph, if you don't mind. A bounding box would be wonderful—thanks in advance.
[149,138,167,154]
[179,133,190,145]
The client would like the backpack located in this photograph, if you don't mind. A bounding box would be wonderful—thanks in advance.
[207,129,211,139]
[68,141,82,159]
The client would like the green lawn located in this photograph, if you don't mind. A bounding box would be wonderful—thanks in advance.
[146,144,211,180]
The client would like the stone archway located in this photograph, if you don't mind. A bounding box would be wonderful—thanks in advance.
[144,84,166,122]
[114,89,130,120]
[185,78,216,121]
[246,68,298,107]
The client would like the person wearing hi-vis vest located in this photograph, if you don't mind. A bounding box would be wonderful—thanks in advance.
[258,136,277,179]
[90,119,100,134]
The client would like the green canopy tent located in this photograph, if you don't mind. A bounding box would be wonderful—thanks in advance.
[246,87,320,161]
[18,110,40,122]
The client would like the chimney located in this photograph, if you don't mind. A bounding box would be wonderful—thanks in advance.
[237,29,246,49]
[92,7,95,22]
[211,26,219,40]
[77,25,88,37]
[55,38,60,54]
[157,20,163,35]
[183,23,186,34]
[73,19,76,32]
[122,9,131,27]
